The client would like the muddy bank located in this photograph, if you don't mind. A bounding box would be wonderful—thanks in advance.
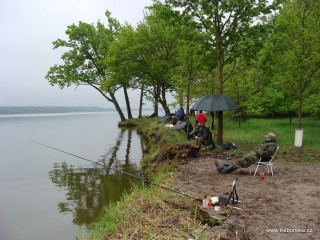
[138,120,200,173]
[174,152,320,239]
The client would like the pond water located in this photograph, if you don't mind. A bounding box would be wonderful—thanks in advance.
[0,111,146,240]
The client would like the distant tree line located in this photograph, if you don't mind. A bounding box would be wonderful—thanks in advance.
[0,106,109,114]
[46,0,320,143]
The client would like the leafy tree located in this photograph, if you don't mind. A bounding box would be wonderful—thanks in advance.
[166,0,283,143]
[266,0,320,128]
[46,12,127,121]
[134,3,181,116]
[168,6,214,109]
[105,25,140,119]
[171,16,212,130]
[304,92,320,118]
[224,60,259,125]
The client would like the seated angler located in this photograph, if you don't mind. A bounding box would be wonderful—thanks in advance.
[196,110,207,126]
[215,133,278,174]
[175,106,185,121]
[188,124,215,150]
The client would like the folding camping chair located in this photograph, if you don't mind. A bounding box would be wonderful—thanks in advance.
[251,146,279,176]
[214,177,240,207]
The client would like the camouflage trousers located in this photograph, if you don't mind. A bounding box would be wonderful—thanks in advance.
[234,151,259,168]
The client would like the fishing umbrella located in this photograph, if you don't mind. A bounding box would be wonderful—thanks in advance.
[192,94,237,112]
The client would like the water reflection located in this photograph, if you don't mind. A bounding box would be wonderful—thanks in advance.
[48,129,143,227]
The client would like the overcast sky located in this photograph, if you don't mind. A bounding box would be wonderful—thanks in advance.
[0,0,157,108]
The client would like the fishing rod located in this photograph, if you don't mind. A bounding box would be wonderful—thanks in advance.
[30,140,202,202]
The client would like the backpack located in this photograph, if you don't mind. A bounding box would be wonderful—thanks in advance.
[223,142,237,150]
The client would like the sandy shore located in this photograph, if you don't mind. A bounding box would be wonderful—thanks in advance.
[174,153,320,239]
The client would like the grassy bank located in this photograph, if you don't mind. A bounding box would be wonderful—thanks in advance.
[87,118,207,239]
[222,117,319,150]
[89,171,209,239]
[118,116,320,151]
[188,116,320,162]
[88,118,207,239]
[87,117,319,239]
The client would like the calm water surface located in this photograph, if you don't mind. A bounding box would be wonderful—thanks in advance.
[0,112,145,240]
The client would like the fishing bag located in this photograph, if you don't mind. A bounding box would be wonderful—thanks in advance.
[223,142,237,150]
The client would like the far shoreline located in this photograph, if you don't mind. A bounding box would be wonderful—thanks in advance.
[0,111,111,119]
[0,106,111,115]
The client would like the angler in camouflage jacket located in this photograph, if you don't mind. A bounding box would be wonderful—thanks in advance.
[215,133,278,174]
[188,124,215,150]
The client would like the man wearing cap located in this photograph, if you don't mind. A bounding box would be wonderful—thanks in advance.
[188,124,215,150]
[215,133,278,174]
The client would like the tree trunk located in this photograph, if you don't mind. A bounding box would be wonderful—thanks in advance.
[160,85,170,116]
[87,83,126,121]
[217,111,223,145]
[214,0,224,144]
[186,73,191,134]
[210,112,215,130]
[153,84,159,117]
[110,92,126,121]
[161,104,170,116]
[123,86,133,119]
[138,83,144,118]
[297,93,303,129]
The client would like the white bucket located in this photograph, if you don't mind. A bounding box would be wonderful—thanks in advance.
[294,128,303,147]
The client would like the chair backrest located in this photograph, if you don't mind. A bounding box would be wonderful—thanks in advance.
[269,146,280,163]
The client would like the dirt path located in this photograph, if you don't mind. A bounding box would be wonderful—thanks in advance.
[174,153,320,240]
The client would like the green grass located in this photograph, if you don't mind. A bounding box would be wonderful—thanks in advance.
[121,116,320,150]
[187,116,319,150]
[187,116,320,162]
[223,117,319,150]
[133,116,319,163]
[118,117,156,128]
[87,169,208,240]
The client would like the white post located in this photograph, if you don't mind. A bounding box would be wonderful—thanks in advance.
[294,128,303,147]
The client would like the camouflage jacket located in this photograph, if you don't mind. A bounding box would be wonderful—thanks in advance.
[255,140,278,161]
[197,126,213,141]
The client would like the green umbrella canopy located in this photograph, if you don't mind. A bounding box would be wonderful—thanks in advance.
[192,94,237,112]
